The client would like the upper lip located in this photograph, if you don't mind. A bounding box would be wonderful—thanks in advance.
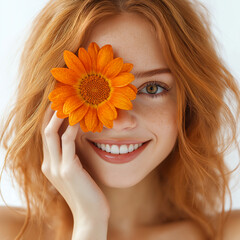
[87,139,151,145]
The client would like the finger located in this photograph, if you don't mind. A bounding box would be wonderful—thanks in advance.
[62,123,81,167]
[44,110,65,169]
[41,104,54,164]
[41,104,55,134]
[41,105,54,146]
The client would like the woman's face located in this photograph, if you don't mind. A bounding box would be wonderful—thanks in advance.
[63,13,178,188]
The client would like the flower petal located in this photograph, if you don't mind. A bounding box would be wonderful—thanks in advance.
[113,85,137,101]
[121,63,134,73]
[102,58,123,79]
[106,101,118,119]
[63,95,85,114]
[56,108,68,119]
[63,50,87,77]
[69,103,89,126]
[84,107,98,131]
[93,120,103,132]
[109,92,133,110]
[97,101,117,120]
[51,68,79,85]
[78,47,92,73]
[51,101,64,110]
[111,72,135,87]
[97,113,114,129]
[49,85,75,102]
[55,82,66,88]
[128,83,138,94]
[90,117,99,133]
[88,42,100,73]
[79,118,89,132]
[97,45,113,73]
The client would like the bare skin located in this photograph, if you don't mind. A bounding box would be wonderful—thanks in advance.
[1,206,240,240]
[59,12,179,237]
[1,12,240,240]
[0,206,209,240]
[40,12,181,239]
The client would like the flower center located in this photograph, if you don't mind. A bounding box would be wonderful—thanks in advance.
[79,74,111,105]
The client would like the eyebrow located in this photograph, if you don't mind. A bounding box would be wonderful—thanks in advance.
[132,68,171,78]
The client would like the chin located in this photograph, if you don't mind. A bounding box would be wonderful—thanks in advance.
[93,170,147,189]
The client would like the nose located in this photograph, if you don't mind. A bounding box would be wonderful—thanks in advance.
[105,108,137,131]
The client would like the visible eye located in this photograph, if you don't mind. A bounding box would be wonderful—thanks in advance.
[137,81,170,98]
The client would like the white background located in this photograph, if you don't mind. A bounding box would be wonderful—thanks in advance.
[0,0,240,209]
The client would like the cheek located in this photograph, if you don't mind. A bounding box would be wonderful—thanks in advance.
[141,100,178,163]
[137,97,178,135]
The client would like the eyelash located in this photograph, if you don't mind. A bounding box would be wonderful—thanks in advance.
[137,81,170,98]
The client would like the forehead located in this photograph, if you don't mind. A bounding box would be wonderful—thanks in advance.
[84,13,168,70]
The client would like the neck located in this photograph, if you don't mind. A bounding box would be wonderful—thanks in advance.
[97,168,163,235]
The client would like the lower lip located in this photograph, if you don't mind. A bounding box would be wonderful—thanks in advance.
[88,141,150,164]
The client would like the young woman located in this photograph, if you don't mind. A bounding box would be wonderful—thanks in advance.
[0,0,240,239]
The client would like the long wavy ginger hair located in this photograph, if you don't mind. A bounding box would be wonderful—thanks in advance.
[0,0,240,240]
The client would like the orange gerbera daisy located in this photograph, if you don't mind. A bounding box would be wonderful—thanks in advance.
[48,42,137,133]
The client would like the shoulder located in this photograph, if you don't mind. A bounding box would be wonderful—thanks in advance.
[158,210,240,240]
[0,206,28,239]
[151,220,207,240]
[181,210,240,240]
[0,206,53,240]
[222,209,240,240]
[168,220,208,240]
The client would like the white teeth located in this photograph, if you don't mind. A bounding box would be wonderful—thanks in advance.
[120,145,131,154]
[100,143,106,151]
[111,145,120,154]
[128,144,134,153]
[94,142,143,154]
[106,144,111,153]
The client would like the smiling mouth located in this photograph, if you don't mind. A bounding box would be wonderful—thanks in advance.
[87,139,151,164]
[88,139,150,153]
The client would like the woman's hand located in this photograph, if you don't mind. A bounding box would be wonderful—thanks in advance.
[41,104,110,227]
